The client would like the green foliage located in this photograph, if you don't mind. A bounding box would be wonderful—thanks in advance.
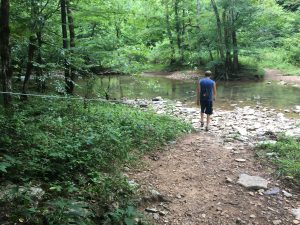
[257,48,300,75]
[104,206,147,225]
[258,136,300,183]
[0,99,191,224]
[7,0,300,82]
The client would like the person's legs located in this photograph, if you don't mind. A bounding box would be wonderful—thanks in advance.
[206,114,210,128]
[205,101,213,131]
[200,101,205,127]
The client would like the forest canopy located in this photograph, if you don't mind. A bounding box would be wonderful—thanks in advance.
[0,0,300,102]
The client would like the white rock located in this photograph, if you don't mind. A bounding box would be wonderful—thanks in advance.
[235,127,248,136]
[272,220,282,225]
[235,159,246,162]
[291,208,300,220]
[282,190,292,198]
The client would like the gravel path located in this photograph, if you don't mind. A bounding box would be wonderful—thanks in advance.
[127,100,300,225]
[132,132,299,225]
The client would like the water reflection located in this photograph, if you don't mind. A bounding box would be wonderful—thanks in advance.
[77,75,300,110]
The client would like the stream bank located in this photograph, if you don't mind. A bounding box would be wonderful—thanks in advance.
[124,97,300,225]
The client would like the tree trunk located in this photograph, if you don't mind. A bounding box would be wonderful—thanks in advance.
[210,0,224,60]
[164,0,175,64]
[174,0,181,52]
[36,31,46,92]
[66,0,75,94]
[197,0,200,15]
[223,10,231,80]
[231,3,238,73]
[0,0,12,107]
[180,8,185,64]
[22,35,37,99]
[60,0,71,94]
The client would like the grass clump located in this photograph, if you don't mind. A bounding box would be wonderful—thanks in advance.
[258,136,300,183]
[0,99,191,225]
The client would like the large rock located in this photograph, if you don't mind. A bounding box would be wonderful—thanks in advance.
[237,174,268,190]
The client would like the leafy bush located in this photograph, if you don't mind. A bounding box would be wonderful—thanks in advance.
[258,136,300,183]
[0,99,191,224]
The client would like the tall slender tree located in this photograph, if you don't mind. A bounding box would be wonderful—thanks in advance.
[231,0,238,73]
[60,0,72,94]
[66,0,75,94]
[22,0,39,99]
[0,0,12,107]
[210,0,224,60]
[164,0,175,64]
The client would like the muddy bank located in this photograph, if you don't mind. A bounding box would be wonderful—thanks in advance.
[265,69,300,85]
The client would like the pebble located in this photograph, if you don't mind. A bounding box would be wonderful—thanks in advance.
[235,158,246,162]
[153,213,160,220]
[264,187,280,195]
[272,220,282,225]
[282,190,293,198]
[145,208,158,213]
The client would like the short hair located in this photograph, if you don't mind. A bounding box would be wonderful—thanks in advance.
[205,70,212,77]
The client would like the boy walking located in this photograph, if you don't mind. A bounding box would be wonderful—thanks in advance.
[197,71,217,131]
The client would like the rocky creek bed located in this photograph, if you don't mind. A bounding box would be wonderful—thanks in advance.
[123,97,300,225]
[124,97,300,142]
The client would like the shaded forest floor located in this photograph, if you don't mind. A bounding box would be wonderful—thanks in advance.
[131,132,300,225]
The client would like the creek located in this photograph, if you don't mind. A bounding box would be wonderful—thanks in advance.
[78,74,300,112]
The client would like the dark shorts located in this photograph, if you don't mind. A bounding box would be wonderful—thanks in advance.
[200,100,213,115]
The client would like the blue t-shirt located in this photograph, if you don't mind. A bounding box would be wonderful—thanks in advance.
[199,78,215,101]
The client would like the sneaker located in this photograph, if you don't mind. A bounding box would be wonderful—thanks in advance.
[205,126,209,132]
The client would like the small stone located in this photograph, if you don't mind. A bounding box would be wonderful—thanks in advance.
[282,190,292,198]
[264,187,280,195]
[226,177,233,183]
[152,96,163,101]
[159,211,167,216]
[272,220,282,225]
[235,159,246,162]
[201,214,206,218]
[145,208,158,213]
[153,213,160,220]
[293,220,300,224]
[150,189,161,197]
[250,214,256,218]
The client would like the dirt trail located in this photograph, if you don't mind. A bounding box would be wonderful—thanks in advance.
[132,132,299,225]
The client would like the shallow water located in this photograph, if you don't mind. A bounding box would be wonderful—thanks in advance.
[77,75,300,111]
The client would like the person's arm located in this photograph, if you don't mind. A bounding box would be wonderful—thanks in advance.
[213,82,217,101]
[197,82,200,105]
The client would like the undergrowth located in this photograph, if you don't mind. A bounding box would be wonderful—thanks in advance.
[0,99,191,225]
[257,136,300,184]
